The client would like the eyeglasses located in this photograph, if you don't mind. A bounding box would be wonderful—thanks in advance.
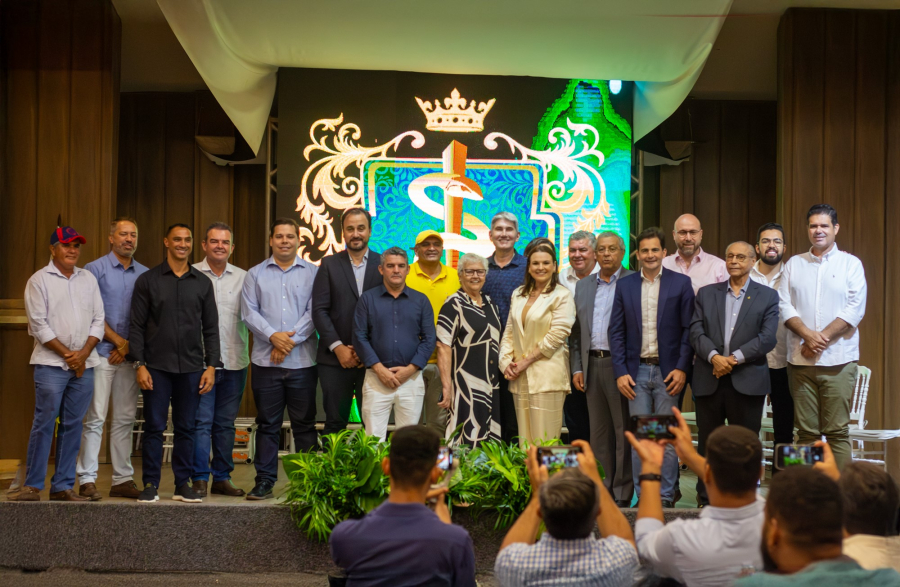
[759,238,784,246]
[463,269,486,276]
[596,246,621,254]
[676,230,701,238]
[725,254,751,262]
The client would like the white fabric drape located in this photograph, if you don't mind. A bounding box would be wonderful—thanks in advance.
[158,0,733,154]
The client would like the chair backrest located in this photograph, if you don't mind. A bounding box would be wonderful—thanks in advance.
[850,366,871,430]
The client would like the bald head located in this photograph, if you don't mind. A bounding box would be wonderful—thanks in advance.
[673,214,703,259]
[725,241,755,279]
[674,214,701,232]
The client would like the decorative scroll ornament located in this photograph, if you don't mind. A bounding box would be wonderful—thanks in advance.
[415,88,495,133]
[295,115,424,260]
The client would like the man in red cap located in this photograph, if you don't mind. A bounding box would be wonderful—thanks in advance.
[11,226,105,501]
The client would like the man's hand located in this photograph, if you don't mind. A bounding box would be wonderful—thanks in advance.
[504,363,520,381]
[389,364,418,386]
[426,487,452,524]
[269,331,297,354]
[438,384,453,410]
[803,329,829,353]
[813,440,840,481]
[711,354,733,378]
[800,344,817,359]
[663,407,704,473]
[136,365,153,390]
[664,369,686,396]
[75,364,86,378]
[199,366,216,395]
[107,348,125,365]
[525,446,549,495]
[572,372,585,391]
[617,374,636,400]
[374,364,401,389]
[334,344,360,369]
[270,348,287,365]
[572,440,603,487]
[117,340,130,358]
[624,431,665,474]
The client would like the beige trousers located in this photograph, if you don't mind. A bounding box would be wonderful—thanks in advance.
[512,378,566,447]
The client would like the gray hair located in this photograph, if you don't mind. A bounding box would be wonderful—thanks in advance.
[205,221,233,241]
[568,231,596,249]
[490,211,519,232]
[380,246,409,265]
[109,216,138,235]
[457,253,489,278]
[726,241,756,258]
[595,230,625,251]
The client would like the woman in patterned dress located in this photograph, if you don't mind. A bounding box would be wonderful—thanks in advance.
[436,253,502,447]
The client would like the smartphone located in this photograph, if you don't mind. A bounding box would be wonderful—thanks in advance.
[775,444,824,469]
[437,446,453,472]
[630,414,677,440]
[536,445,583,473]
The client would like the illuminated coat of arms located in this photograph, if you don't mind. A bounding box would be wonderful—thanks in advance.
[295,81,632,268]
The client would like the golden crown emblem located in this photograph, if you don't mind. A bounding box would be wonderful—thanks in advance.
[415,89,495,133]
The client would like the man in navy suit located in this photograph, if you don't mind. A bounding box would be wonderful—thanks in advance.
[690,241,779,505]
[312,208,382,435]
[609,227,695,508]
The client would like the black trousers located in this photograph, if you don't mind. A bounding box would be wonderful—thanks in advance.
[695,375,765,504]
[318,363,366,436]
[563,383,591,442]
[769,367,794,446]
[496,375,518,445]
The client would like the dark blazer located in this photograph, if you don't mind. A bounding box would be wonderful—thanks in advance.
[570,267,635,379]
[689,280,779,397]
[609,268,695,381]
[312,249,382,367]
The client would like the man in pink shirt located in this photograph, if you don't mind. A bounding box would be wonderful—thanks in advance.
[662,214,727,294]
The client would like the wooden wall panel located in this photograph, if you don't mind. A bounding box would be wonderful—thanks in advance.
[779,8,900,475]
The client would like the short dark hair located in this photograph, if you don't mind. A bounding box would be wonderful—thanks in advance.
[387,426,440,489]
[166,223,192,236]
[205,221,233,241]
[270,217,300,237]
[637,227,665,250]
[806,204,838,226]
[756,222,785,244]
[765,467,843,548]
[539,469,599,540]
[109,216,138,235]
[705,425,762,495]
[341,207,371,229]
[380,246,408,264]
[839,462,900,537]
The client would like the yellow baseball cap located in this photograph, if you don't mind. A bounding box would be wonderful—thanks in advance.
[415,230,443,246]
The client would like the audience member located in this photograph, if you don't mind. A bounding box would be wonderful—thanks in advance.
[330,426,476,587]
[495,440,638,587]
[436,253,501,446]
[353,247,436,441]
[500,242,575,445]
[570,230,635,507]
[241,218,318,500]
[737,466,900,586]
[779,204,867,469]
[840,462,900,572]
[628,408,764,586]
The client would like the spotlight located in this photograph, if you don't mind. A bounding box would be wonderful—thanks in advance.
[609,80,622,94]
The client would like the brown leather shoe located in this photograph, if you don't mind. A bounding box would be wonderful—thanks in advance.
[192,479,208,497]
[8,486,40,501]
[109,480,141,499]
[49,488,90,502]
[79,482,103,501]
[211,480,246,497]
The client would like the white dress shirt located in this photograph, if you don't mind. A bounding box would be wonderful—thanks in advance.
[635,497,765,587]
[843,535,900,573]
[749,260,787,369]
[560,262,600,296]
[778,244,867,366]
[194,258,250,370]
[25,260,105,370]
[640,269,661,358]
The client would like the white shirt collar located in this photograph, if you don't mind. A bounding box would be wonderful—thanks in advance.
[197,256,233,276]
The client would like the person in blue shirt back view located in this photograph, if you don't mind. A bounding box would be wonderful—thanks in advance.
[329,425,476,587]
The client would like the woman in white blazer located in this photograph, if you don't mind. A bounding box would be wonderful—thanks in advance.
[499,242,576,446]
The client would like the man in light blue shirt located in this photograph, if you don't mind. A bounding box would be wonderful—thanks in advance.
[241,218,318,500]
[77,217,148,500]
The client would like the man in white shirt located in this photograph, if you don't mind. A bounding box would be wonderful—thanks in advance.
[662,213,728,295]
[191,222,250,497]
[627,408,764,586]
[778,204,867,469]
[838,461,900,573]
[13,226,105,502]
[749,222,793,448]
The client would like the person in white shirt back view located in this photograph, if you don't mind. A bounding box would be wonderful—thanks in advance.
[627,408,765,587]
[778,204,867,470]
[838,462,900,573]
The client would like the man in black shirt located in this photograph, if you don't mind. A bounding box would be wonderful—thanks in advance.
[130,223,220,503]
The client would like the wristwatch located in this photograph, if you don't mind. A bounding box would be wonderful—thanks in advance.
[638,473,662,483]
[132,361,146,370]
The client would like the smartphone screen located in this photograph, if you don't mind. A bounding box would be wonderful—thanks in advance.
[775,444,824,469]
[437,446,453,471]
[630,415,677,440]
[536,445,583,473]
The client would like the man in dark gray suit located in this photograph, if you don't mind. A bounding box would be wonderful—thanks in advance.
[571,231,634,507]
[312,208,382,435]
[690,241,779,506]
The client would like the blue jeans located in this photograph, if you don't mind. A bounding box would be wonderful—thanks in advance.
[628,364,679,501]
[251,365,318,484]
[142,368,202,489]
[192,368,247,482]
[25,365,95,492]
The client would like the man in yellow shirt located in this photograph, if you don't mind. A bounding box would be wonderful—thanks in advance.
[406,230,461,436]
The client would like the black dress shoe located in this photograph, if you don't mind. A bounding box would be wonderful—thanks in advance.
[246,481,275,500]
[615,499,633,508]
[661,500,675,509]
[192,479,208,497]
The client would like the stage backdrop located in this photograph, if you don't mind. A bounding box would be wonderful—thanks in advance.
[277,69,633,270]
